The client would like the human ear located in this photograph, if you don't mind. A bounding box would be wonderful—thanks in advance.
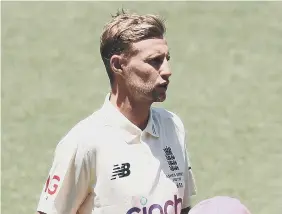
[110,55,123,75]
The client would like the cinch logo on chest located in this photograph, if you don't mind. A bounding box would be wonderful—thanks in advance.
[126,195,182,214]
[111,163,131,180]
[163,146,179,171]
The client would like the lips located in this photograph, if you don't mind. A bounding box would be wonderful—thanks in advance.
[159,82,168,88]
[158,82,169,90]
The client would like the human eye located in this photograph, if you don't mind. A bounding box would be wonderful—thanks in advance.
[147,56,163,66]
[166,53,171,61]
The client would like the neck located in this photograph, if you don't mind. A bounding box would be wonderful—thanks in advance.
[109,91,151,130]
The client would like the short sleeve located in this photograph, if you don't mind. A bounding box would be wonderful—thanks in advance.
[37,138,95,214]
[182,142,197,208]
[169,111,197,208]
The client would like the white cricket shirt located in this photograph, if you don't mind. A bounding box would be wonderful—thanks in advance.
[37,93,196,214]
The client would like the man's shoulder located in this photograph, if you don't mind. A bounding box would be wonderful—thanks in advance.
[151,107,185,133]
[67,109,106,136]
[55,109,108,152]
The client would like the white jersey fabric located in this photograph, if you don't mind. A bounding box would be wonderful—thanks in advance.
[37,94,196,214]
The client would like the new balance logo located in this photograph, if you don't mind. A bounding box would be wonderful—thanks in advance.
[111,163,131,180]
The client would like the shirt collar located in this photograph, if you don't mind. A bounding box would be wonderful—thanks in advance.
[144,109,159,138]
[101,93,159,143]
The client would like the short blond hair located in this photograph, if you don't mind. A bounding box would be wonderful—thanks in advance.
[100,10,166,86]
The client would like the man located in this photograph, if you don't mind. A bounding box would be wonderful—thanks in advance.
[189,196,251,214]
[37,10,196,214]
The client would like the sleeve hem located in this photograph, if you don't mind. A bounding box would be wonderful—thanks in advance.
[37,202,56,214]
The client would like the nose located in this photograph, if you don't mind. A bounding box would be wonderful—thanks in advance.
[160,59,172,79]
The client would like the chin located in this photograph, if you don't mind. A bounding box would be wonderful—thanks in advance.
[154,94,167,103]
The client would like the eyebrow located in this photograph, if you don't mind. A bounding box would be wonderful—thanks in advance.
[146,50,170,58]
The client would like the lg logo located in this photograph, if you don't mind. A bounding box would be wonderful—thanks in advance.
[44,175,60,195]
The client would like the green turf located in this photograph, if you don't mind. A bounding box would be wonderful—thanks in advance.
[2,2,282,214]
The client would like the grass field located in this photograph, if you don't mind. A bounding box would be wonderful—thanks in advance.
[2,2,282,214]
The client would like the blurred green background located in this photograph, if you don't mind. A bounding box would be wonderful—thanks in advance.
[2,1,282,214]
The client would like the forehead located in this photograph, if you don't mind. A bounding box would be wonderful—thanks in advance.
[130,38,169,57]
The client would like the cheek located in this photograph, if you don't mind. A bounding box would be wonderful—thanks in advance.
[128,64,158,84]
